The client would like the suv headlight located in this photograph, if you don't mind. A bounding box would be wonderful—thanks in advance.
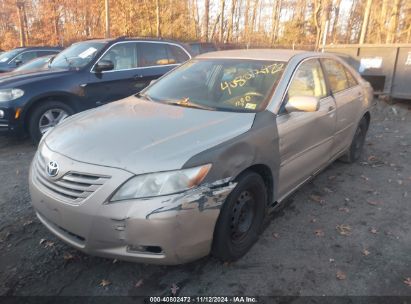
[110,164,212,202]
[0,88,24,102]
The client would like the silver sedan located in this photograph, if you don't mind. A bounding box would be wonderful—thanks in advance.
[29,49,373,264]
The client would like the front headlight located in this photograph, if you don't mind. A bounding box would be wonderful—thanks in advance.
[110,164,212,202]
[0,88,24,102]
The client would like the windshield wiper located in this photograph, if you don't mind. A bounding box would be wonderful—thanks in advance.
[165,97,216,111]
[136,92,154,101]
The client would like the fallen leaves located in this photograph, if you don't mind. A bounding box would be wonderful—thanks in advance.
[370,227,378,234]
[135,279,144,288]
[272,232,280,239]
[323,187,333,193]
[336,270,346,280]
[361,175,369,181]
[336,224,352,236]
[99,279,111,287]
[39,238,54,248]
[171,283,179,295]
[362,248,371,256]
[404,278,411,287]
[309,194,325,205]
[367,201,381,206]
[63,252,75,261]
[315,229,325,237]
[338,207,350,213]
[23,220,33,226]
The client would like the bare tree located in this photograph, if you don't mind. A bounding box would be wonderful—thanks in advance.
[219,0,225,42]
[203,0,210,41]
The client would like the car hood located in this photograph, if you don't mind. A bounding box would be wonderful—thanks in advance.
[0,68,73,87]
[45,96,256,175]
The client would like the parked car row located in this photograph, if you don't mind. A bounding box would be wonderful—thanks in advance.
[0,46,62,73]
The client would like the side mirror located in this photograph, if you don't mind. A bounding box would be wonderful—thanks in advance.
[285,96,320,113]
[14,59,23,66]
[94,60,114,73]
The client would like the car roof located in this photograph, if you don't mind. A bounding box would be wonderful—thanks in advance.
[73,37,191,50]
[197,49,315,62]
[13,46,62,50]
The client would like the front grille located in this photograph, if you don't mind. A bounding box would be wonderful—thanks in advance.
[33,152,110,205]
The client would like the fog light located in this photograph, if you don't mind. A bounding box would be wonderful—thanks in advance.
[0,110,4,119]
[127,245,163,254]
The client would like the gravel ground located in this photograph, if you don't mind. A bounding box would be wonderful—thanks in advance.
[0,99,410,297]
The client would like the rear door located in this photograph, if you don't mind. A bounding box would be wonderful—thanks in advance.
[86,42,140,105]
[277,59,337,199]
[136,42,190,88]
[321,58,364,157]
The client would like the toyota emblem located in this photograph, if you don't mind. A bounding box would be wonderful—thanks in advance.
[46,161,59,177]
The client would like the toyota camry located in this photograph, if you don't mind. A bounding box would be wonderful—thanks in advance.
[29,49,373,264]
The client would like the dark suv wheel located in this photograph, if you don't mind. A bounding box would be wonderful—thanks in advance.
[212,171,267,262]
[28,101,74,143]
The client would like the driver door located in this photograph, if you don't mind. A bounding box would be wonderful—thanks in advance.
[85,42,140,106]
[277,59,337,199]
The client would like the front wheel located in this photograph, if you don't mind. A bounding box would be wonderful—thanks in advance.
[212,171,267,262]
[28,101,74,143]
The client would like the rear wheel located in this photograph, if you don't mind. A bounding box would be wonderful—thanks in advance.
[28,101,74,143]
[340,117,368,163]
[212,171,267,262]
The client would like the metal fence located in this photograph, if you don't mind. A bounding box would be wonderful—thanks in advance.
[325,44,411,100]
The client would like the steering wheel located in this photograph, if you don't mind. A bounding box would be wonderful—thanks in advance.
[223,91,264,107]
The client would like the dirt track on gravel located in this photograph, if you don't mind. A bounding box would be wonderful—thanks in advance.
[0,99,410,296]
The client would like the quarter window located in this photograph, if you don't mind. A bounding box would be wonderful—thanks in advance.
[139,43,170,67]
[288,59,327,99]
[14,51,37,64]
[99,43,138,71]
[167,45,189,64]
[344,68,358,88]
[322,59,350,93]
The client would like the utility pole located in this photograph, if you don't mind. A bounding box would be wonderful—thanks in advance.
[105,0,110,38]
[16,1,26,47]
[359,0,373,44]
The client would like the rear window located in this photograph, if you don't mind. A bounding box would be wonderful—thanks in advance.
[167,45,190,64]
[139,43,170,67]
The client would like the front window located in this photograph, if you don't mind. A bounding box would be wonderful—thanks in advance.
[98,43,138,71]
[15,56,52,72]
[142,59,286,112]
[50,42,106,69]
[0,49,23,63]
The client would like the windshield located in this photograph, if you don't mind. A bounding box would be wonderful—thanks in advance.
[0,49,23,64]
[15,56,52,72]
[142,59,286,112]
[50,42,106,69]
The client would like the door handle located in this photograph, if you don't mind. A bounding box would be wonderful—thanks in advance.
[134,74,143,79]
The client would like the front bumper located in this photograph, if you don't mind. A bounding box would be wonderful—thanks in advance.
[29,144,235,265]
[0,106,24,135]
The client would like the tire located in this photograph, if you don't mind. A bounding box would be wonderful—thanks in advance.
[340,117,368,163]
[28,101,74,144]
[212,171,267,262]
